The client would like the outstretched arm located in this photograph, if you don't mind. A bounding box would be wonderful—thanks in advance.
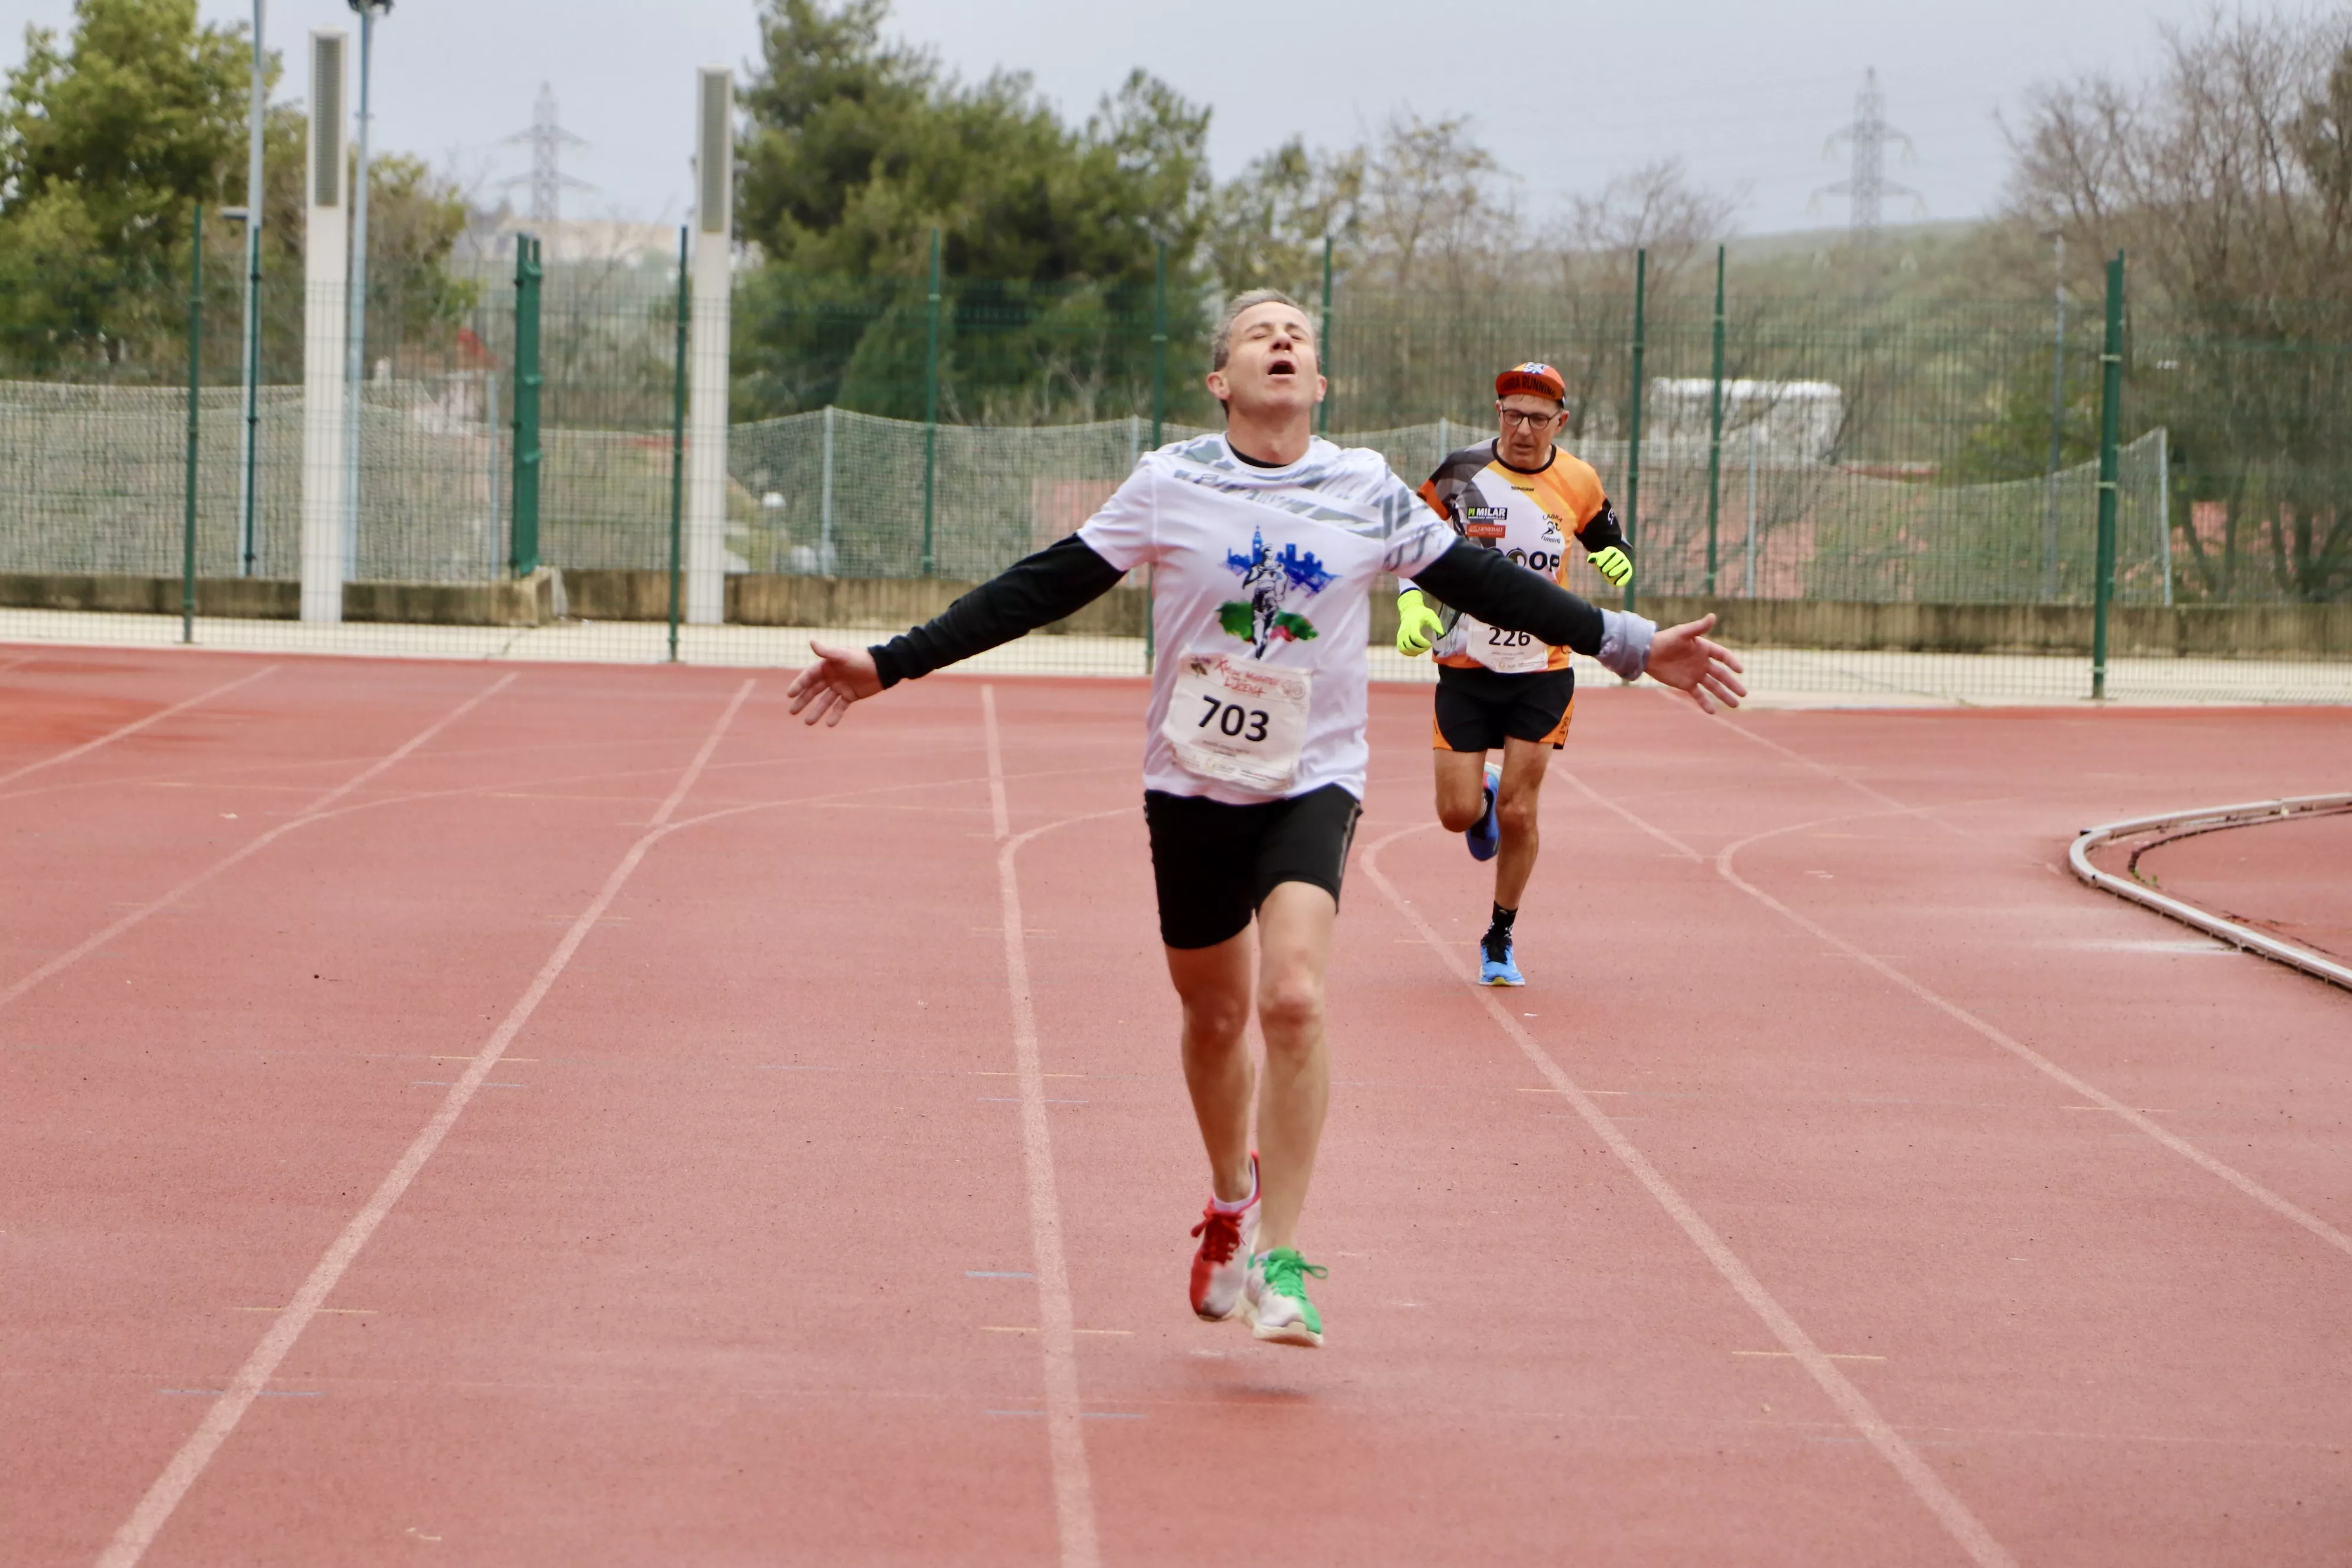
[785,534,1126,726]
[1406,539,1746,712]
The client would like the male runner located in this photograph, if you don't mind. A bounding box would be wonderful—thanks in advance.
[787,292,1743,1349]
[1395,362,1631,987]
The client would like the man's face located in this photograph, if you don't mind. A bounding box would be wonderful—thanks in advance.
[1496,394,1565,465]
[1206,302,1325,419]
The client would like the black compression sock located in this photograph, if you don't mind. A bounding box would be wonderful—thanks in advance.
[1483,903,1517,960]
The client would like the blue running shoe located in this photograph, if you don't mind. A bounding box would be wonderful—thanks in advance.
[1479,931,1525,986]
[1465,761,1502,862]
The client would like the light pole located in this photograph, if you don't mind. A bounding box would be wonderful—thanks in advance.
[235,0,265,577]
[342,0,391,583]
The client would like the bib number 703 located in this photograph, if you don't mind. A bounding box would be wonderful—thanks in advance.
[1198,694,1272,743]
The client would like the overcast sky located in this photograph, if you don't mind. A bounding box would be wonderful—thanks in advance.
[1,0,2226,234]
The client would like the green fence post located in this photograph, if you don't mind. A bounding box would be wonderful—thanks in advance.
[2091,250,2125,701]
[509,234,543,577]
[921,226,941,577]
[1148,239,1167,674]
[668,225,690,664]
[1150,240,1168,448]
[182,203,202,646]
[1704,244,1726,597]
[1623,248,1647,615]
[1317,234,1334,437]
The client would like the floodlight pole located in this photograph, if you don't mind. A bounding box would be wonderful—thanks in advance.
[341,0,391,584]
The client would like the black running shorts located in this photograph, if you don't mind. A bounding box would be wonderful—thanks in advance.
[1142,783,1363,950]
[1430,663,1576,753]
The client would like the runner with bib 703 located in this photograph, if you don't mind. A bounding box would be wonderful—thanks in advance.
[785,291,1745,1350]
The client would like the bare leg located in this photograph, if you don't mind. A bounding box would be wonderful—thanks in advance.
[1491,736,1554,911]
[1164,930,1256,1204]
[1249,881,1337,1252]
[1433,747,1490,833]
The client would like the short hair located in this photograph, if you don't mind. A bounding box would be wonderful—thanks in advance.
[1211,289,1311,372]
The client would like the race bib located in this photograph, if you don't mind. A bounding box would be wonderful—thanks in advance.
[1459,615,1551,674]
[1162,651,1311,793]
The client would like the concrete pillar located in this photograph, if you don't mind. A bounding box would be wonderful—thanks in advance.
[299,30,349,622]
[683,67,733,626]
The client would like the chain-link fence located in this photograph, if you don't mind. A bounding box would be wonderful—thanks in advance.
[0,247,2344,704]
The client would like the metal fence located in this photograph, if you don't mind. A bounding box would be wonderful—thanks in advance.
[0,240,2344,705]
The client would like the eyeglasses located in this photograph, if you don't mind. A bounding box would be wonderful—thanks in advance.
[1498,409,1560,429]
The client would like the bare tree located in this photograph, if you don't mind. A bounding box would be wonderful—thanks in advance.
[1550,158,1739,296]
[1353,112,1520,292]
[2003,8,2352,602]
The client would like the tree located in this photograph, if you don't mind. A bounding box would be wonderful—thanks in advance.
[733,0,1214,420]
[1203,136,1362,300]
[2004,9,2352,602]
[0,0,472,379]
[0,0,246,368]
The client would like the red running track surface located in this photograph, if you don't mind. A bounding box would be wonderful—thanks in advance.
[2131,810,2352,964]
[4,645,2350,1566]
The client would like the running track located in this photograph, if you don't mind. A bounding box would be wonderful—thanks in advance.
[3,647,2348,1566]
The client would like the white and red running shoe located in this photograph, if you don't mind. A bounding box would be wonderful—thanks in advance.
[1188,1155,1260,1322]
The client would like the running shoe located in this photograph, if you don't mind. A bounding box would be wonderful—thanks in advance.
[1479,929,1525,986]
[1188,1157,1260,1322]
[1244,1247,1328,1348]
[1465,761,1502,862]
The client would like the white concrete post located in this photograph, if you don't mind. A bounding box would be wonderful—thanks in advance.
[683,67,733,626]
[299,30,349,622]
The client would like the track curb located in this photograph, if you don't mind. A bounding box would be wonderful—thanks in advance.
[2070,792,2352,992]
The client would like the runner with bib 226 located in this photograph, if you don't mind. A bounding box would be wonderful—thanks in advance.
[1396,361,1635,988]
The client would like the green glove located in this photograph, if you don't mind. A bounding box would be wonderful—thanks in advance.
[1587,545,1632,588]
[1396,588,1445,657]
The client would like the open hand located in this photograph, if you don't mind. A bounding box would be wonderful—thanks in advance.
[1642,614,1747,713]
[785,640,883,727]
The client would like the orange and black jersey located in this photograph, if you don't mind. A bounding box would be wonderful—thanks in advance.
[1413,442,1626,672]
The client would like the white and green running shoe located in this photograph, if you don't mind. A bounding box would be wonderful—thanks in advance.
[1245,1247,1329,1348]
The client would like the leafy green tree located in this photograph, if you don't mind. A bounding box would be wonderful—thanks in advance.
[0,0,473,380]
[0,0,245,369]
[733,0,1213,421]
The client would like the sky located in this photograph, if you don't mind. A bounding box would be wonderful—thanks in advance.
[0,0,2227,235]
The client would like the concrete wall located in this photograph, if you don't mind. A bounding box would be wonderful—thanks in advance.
[1629,596,2352,659]
[563,569,1150,638]
[7,567,2347,658]
[0,569,560,627]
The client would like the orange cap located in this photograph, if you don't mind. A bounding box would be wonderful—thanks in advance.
[1495,361,1566,403]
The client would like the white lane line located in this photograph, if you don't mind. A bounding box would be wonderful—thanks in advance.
[0,667,275,790]
[92,678,753,1568]
[1362,826,2019,1568]
[2,674,518,1016]
[1714,819,2352,1262]
[981,684,1100,1568]
[1562,762,2352,1261]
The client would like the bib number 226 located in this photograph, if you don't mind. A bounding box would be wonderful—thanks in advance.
[1196,694,1271,743]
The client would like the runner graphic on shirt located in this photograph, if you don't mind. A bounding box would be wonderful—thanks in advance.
[1219,524,1335,657]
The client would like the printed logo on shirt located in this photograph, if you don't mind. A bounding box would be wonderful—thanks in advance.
[1462,502,1509,540]
[1219,525,1334,658]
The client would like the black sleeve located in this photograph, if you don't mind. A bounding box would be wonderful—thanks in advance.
[1409,538,1606,655]
[1577,497,1627,554]
[869,534,1126,687]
